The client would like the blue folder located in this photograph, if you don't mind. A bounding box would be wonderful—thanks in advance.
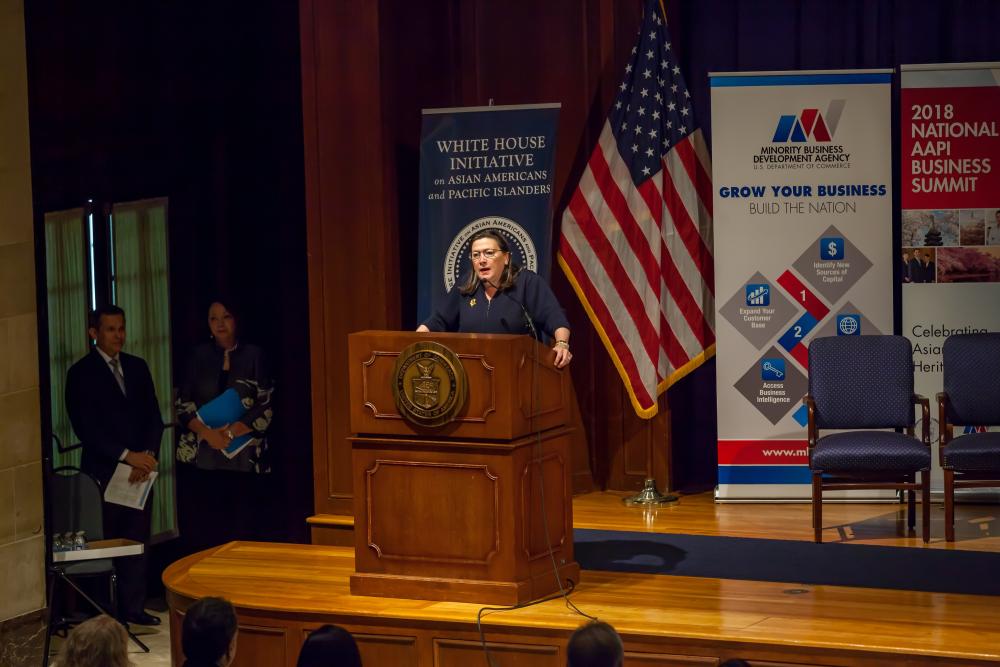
[196,388,252,457]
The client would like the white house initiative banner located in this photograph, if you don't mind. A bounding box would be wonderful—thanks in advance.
[417,104,560,322]
[710,71,894,500]
[900,63,1000,491]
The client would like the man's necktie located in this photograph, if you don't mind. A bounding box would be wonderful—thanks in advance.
[109,357,126,395]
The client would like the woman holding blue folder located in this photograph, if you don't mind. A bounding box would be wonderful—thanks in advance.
[174,299,274,552]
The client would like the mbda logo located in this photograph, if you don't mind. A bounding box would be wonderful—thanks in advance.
[772,100,846,143]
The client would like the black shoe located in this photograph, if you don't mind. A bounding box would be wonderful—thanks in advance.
[124,611,161,626]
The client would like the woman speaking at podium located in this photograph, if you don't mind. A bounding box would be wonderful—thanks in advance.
[417,229,572,368]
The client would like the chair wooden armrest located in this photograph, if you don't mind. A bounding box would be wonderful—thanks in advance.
[803,395,817,449]
[912,394,930,445]
[936,391,952,463]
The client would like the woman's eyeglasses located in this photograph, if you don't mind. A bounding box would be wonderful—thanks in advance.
[470,249,503,260]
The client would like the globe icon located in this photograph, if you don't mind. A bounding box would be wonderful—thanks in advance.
[838,317,859,335]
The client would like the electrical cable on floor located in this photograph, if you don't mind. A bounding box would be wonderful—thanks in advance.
[476,314,596,666]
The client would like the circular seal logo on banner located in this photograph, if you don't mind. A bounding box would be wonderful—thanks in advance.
[392,341,468,428]
[443,216,538,291]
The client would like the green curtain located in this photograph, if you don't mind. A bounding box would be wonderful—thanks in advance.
[112,198,176,541]
[44,208,89,469]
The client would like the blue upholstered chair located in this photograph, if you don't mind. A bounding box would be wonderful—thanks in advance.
[938,333,1000,542]
[804,335,930,543]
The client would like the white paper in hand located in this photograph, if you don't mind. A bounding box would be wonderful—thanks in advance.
[103,463,158,510]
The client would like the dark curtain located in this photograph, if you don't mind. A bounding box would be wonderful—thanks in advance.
[671,0,1000,146]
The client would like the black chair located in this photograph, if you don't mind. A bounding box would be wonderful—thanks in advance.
[938,333,1000,542]
[48,467,118,624]
[45,465,151,657]
[804,335,931,543]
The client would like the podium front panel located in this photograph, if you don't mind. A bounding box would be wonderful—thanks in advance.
[350,430,579,605]
[348,331,569,440]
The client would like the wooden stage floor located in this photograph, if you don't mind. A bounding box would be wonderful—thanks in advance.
[164,492,1000,666]
[575,490,1000,550]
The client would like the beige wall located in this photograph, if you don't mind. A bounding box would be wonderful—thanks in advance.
[0,0,45,622]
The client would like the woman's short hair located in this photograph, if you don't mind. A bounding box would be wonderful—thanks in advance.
[296,624,361,667]
[182,597,238,666]
[566,621,624,667]
[458,229,522,295]
[59,614,130,667]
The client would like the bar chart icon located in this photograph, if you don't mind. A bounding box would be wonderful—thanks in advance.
[745,283,770,306]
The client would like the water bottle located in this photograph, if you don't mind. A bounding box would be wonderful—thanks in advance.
[73,531,87,550]
[53,534,65,552]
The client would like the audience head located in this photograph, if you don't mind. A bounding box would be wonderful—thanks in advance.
[566,621,623,667]
[59,614,130,667]
[182,597,239,667]
[719,660,751,667]
[296,624,362,667]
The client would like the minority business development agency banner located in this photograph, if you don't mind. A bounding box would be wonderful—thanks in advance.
[900,63,1000,492]
[710,70,894,500]
[417,104,560,322]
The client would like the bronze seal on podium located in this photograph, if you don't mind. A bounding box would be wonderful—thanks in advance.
[392,341,468,427]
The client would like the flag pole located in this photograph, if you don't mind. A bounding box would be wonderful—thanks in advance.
[624,0,681,509]
[560,0,713,505]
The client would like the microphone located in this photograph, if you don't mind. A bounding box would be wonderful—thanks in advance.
[501,290,539,341]
[484,275,539,341]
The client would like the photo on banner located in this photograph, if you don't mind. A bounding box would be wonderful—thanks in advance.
[416,104,560,322]
[710,70,894,500]
[900,63,1000,492]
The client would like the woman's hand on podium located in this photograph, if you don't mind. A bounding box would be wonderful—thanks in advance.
[552,328,572,368]
[552,341,572,368]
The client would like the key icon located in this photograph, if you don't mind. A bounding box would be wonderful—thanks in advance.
[761,358,786,381]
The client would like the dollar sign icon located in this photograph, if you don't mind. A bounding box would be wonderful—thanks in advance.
[827,241,838,257]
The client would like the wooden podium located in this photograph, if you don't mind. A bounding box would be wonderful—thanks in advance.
[347,331,580,605]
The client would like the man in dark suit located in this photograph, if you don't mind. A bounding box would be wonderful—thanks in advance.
[65,304,164,626]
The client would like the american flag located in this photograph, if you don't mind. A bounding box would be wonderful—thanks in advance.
[558,0,714,418]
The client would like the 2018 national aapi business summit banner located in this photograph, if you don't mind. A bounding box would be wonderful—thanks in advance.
[417,103,560,322]
[900,63,1000,492]
[710,70,894,500]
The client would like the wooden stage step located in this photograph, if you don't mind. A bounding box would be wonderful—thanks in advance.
[164,538,1000,666]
